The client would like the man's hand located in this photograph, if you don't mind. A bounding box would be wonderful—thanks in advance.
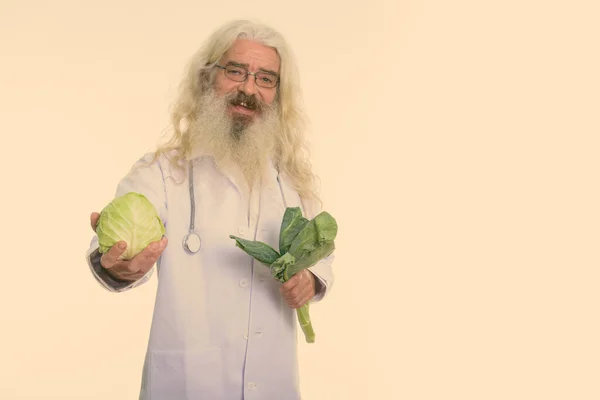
[90,212,168,282]
[280,270,316,309]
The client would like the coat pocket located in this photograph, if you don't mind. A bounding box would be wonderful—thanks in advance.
[147,347,224,399]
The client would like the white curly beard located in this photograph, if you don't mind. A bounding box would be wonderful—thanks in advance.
[187,88,281,187]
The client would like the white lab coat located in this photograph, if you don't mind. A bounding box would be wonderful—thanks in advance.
[85,151,335,400]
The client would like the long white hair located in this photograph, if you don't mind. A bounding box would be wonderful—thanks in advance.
[153,19,320,202]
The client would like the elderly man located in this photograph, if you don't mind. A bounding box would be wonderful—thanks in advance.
[85,19,335,400]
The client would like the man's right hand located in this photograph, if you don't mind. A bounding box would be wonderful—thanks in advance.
[90,212,168,282]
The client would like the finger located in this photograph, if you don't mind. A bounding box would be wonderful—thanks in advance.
[146,237,168,258]
[112,269,148,284]
[282,269,312,295]
[287,295,309,309]
[282,277,311,305]
[90,212,100,232]
[288,298,305,309]
[129,237,168,272]
[290,284,313,307]
[291,287,314,308]
[100,241,127,269]
[280,272,302,292]
[285,274,315,308]
[105,266,141,282]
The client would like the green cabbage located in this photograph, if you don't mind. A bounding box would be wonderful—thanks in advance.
[230,206,337,343]
[96,192,165,260]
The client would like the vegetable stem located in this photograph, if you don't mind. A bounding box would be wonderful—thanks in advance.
[296,304,315,343]
[284,268,315,343]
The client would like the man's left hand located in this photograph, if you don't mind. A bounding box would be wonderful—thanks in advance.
[280,270,315,309]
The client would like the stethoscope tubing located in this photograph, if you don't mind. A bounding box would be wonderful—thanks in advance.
[182,161,289,254]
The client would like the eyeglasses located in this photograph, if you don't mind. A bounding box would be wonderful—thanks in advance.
[215,64,279,88]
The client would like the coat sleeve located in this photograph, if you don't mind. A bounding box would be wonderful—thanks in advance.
[84,152,169,293]
[308,253,335,303]
[303,197,336,303]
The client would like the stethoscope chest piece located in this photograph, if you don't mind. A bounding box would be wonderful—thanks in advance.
[183,231,201,254]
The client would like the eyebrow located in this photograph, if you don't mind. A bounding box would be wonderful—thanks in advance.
[225,61,279,76]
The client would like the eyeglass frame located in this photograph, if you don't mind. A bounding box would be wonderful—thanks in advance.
[214,63,280,88]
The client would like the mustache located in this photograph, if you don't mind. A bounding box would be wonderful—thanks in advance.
[227,92,266,111]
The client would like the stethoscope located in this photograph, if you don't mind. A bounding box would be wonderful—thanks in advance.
[182,161,289,254]
[182,161,202,254]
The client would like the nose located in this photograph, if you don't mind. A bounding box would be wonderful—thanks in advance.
[239,75,258,96]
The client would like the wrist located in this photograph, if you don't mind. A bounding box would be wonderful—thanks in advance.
[310,271,323,295]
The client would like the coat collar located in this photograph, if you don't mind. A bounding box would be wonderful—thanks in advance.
[158,149,315,216]
[173,151,282,198]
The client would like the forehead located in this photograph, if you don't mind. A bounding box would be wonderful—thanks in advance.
[221,39,280,74]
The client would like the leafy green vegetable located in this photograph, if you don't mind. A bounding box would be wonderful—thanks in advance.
[96,192,165,260]
[269,252,295,282]
[230,207,337,343]
[229,235,281,265]
[279,207,309,255]
[286,211,337,278]
[286,241,335,280]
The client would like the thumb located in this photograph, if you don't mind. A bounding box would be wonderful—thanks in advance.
[90,212,100,232]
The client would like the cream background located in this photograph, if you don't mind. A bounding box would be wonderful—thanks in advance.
[1,0,599,399]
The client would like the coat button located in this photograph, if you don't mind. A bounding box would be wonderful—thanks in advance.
[248,382,257,389]
[239,279,248,287]
[238,226,246,235]
[243,332,248,340]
